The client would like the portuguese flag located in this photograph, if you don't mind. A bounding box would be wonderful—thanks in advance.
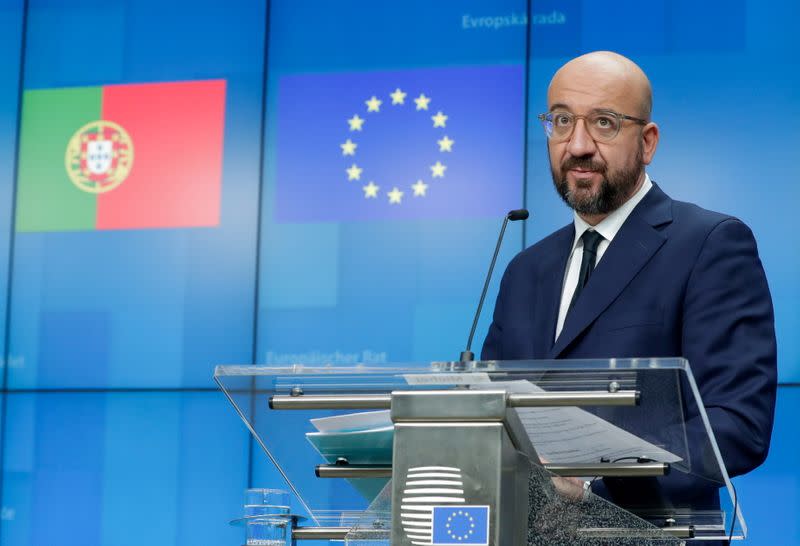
[15,80,226,232]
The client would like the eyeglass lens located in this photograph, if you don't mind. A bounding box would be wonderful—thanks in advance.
[546,112,621,141]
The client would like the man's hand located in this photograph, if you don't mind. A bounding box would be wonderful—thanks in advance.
[540,457,587,501]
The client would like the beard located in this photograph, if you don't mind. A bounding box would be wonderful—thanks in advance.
[551,143,643,216]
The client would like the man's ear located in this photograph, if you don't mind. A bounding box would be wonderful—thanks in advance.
[641,122,659,165]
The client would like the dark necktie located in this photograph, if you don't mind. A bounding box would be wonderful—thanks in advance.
[568,230,604,312]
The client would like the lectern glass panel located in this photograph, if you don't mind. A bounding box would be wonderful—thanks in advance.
[214,359,744,542]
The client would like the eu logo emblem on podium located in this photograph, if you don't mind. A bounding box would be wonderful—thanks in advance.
[431,505,489,545]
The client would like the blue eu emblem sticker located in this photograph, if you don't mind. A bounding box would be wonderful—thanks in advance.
[431,505,489,545]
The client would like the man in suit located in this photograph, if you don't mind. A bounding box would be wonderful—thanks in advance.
[482,51,777,520]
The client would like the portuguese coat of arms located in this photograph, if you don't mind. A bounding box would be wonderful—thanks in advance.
[65,120,134,193]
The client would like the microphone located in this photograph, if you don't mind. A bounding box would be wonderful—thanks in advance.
[459,209,529,362]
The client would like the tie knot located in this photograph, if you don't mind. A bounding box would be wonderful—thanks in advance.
[581,230,604,254]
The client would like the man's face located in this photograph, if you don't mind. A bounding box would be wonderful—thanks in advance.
[546,67,649,217]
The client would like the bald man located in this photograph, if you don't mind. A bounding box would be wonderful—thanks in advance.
[482,52,777,526]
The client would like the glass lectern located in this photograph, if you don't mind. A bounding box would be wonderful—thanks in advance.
[215,358,744,545]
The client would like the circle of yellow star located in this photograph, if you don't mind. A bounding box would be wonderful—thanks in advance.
[438,135,454,152]
[387,187,404,204]
[348,114,365,131]
[414,94,431,111]
[363,181,379,198]
[365,96,382,112]
[432,111,448,128]
[340,139,357,156]
[342,91,455,204]
[444,510,478,541]
[390,88,407,105]
[346,164,363,181]
[430,161,446,178]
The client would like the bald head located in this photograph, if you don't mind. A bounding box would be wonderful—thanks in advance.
[549,51,652,120]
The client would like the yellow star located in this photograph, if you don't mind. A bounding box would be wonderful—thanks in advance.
[430,161,446,178]
[390,88,407,105]
[348,114,365,131]
[340,139,357,156]
[414,94,431,110]
[365,96,382,112]
[363,181,379,198]
[437,135,454,152]
[412,179,428,197]
[388,187,404,204]
[432,111,448,128]
[346,164,363,181]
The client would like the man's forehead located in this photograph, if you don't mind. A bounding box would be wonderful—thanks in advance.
[547,70,640,113]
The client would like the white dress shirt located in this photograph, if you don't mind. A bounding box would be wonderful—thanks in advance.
[555,174,653,340]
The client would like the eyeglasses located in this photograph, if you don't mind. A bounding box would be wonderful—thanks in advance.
[538,110,648,142]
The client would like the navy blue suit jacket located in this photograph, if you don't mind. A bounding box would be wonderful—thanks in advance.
[482,182,777,512]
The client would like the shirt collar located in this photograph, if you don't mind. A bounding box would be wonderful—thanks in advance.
[572,173,653,247]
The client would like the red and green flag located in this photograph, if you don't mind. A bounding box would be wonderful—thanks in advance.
[15,79,226,232]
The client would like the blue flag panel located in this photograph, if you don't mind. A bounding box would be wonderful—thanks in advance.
[5,0,265,390]
[432,505,490,545]
[274,65,524,222]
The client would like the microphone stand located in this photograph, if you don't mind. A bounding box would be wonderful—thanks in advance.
[460,209,529,362]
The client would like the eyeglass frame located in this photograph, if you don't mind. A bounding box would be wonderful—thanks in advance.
[537,109,648,142]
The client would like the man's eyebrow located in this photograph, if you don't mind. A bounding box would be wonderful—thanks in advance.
[547,104,619,114]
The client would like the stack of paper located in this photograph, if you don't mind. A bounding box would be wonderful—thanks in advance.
[306,410,393,500]
[305,380,682,500]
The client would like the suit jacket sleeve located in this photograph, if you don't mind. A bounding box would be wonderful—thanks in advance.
[682,218,777,476]
[482,266,510,361]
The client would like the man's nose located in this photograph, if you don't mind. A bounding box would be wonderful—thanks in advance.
[565,118,597,157]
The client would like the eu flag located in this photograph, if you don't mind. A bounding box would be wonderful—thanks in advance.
[274,65,524,222]
[432,505,490,545]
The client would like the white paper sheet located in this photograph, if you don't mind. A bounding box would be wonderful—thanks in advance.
[485,380,681,464]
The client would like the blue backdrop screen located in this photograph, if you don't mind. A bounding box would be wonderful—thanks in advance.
[257,0,526,367]
[6,0,266,389]
[525,0,799,381]
[0,1,797,545]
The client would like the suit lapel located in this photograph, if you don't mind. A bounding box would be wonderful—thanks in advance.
[535,225,574,355]
[548,183,673,358]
